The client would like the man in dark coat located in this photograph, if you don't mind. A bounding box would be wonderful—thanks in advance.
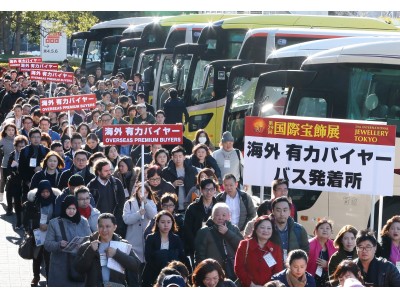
[87,159,127,238]
[57,150,95,190]
[162,88,189,125]
[161,146,197,213]
[0,81,23,121]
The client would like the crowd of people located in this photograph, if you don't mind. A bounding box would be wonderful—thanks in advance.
[1,62,400,288]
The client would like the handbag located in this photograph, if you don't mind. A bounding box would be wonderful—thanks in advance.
[58,218,85,282]
[18,233,35,260]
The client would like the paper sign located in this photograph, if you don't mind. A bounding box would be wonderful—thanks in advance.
[244,116,396,196]
[30,69,74,84]
[40,94,97,113]
[102,124,183,145]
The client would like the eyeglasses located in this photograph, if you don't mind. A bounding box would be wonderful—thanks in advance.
[162,204,175,208]
[356,246,374,252]
[148,177,161,182]
[203,187,215,193]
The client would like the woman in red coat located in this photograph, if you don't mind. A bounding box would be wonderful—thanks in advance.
[234,215,283,286]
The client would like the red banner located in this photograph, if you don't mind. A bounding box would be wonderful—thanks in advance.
[8,57,42,67]
[103,124,183,145]
[30,70,74,84]
[245,116,396,146]
[40,94,97,113]
[20,63,58,72]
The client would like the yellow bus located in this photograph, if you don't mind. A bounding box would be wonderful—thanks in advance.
[111,14,240,80]
[176,14,399,144]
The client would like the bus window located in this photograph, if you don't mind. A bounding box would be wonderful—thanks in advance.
[259,86,289,117]
[297,97,327,118]
[165,30,186,49]
[239,36,266,62]
[227,31,246,58]
[102,42,119,74]
[231,76,258,109]
[87,41,101,63]
[192,30,202,44]
[190,60,211,105]
[119,46,136,69]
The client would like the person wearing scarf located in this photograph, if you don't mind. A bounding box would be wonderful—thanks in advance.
[113,156,138,199]
[271,249,316,287]
[44,195,91,286]
[76,186,101,232]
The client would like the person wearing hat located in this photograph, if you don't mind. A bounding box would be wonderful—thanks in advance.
[57,149,95,190]
[25,180,62,286]
[134,102,156,124]
[44,195,91,286]
[212,131,244,185]
[162,274,186,287]
[54,173,96,217]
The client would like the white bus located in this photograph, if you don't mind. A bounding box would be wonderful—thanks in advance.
[255,40,400,234]
[70,17,154,77]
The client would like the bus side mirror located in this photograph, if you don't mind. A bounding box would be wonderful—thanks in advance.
[365,93,379,111]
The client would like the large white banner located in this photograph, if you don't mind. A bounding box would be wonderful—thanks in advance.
[244,116,396,196]
[40,20,67,62]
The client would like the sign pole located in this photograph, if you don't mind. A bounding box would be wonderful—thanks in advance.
[141,144,145,220]
[370,195,375,232]
[259,186,264,205]
[67,110,71,138]
[378,195,384,242]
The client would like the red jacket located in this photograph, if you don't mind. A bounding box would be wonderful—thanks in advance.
[234,238,283,286]
[306,236,337,276]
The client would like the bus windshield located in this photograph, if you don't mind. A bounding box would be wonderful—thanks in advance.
[190,59,211,105]
[86,40,101,63]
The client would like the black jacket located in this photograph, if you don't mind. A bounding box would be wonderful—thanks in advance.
[74,232,140,287]
[141,231,189,287]
[57,165,95,190]
[161,158,198,200]
[71,113,83,126]
[18,144,50,183]
[354,256,400,287]
[87,176,127,238]
[189,153,221,180]
[183,196,217,256]
[163,97,189,124]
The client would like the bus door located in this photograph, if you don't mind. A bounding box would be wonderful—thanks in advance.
[224,63,279,151]
[137,48,170,101]
[113,38,143,79]
[70,31,98,75]
[100,35,122,79]
[185,59,251,144]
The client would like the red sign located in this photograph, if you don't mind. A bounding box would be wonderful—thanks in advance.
[103,124,183,145]
[20,63,58,72]
[40,94,97,113]
[8,57,42,67]
[30,69,74,84]
[245,116,396,146]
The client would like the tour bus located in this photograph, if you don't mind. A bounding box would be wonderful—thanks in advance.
[226,34,400,151]
[111,14,239,80]
[172,15,400,144]
[70,17,155,77]
[252,40,400,234]
[138,22,233,102]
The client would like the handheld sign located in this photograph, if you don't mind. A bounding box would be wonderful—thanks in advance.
[20,63,58,72]
[40,94,97,113]
[8,57,42,68]
[103,124,183,218]
[102,124,183,145]
[30,69,74,84]
[244,116,395,196]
